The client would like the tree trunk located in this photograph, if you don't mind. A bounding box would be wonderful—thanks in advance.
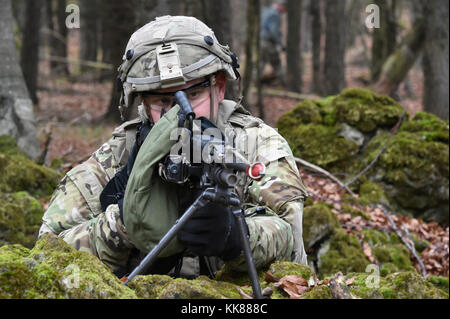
[286,0,302,93]
[372,11,426,97]
[20,0,43,105]
[201,0,240,101]
[310,0,322,94]
[80,0,99,72]
[101,0,144,123]
[422,0,449,120]
[323,0,347,95]
[242,0,261,107]
[48,0,69,75]
[0,0,41,159]
[371,0,397,82]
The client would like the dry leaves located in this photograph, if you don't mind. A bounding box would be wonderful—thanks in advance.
[265,271,329,299]
[299,169,449,277]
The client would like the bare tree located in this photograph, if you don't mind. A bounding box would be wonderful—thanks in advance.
[47,0,70,75]
[201,0,240,100]
[423,0,449,120]
[310,0,323,94]
[323,0,347,95]
[20,0,43,105]
[371,0,397,82]
[373,3,426,97]
[242,0,261,107]
[80,0,100,72]
[0,0,41,159]
[286,0,302,93]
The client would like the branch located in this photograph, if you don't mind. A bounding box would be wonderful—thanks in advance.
[294,157,356,196]
[378,204,428,277]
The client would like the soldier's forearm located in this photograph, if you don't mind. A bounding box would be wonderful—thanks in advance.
[57,204,133,272]
[224,214,294,272]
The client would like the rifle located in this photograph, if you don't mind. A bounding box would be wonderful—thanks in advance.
[122,91,265,299]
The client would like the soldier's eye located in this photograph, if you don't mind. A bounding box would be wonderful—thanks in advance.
[188,91,199,99]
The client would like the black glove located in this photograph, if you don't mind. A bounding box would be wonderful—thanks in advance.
[100,122,152,222]
[177,201,243,261]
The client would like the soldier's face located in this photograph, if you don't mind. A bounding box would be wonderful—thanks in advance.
[142,73,227,123]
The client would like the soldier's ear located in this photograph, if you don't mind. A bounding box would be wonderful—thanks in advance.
[216,72,227,100]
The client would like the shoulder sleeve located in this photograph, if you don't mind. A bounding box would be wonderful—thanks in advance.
[39,136,126,236]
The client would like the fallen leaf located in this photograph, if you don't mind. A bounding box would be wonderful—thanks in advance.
[345,277,355,286]
[265,271,279,283]
[236,287,253,299]
[363,242,375,263]
[274,275,309,299]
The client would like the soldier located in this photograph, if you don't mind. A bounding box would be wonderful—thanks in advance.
[38,16,308,279]
[260,1,287,84]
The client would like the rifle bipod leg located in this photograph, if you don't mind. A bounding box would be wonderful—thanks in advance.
[232,208,263,299]
[122,189,214,286]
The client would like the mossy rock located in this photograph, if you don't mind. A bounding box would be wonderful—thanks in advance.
[360,130,449,224]
[427,276,449,294]
[0,234,137,298]
[332,88,406,133]
[362,229,415,276]
[279,123,359,171]
[0,136,61,199]
[300,285,333,299]
[276,89,448,225]
[303,202,340,250]
[347,271,448,299]
[401,111,449,143]
[318,229,371,278]
[0,191,44,248]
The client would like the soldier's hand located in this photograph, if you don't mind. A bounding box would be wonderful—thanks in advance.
[177,202,242,261]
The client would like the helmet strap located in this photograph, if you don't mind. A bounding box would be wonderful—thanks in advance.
[209,74,217,123]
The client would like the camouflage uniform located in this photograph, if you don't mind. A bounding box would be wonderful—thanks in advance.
[39,15,309,276]
[38,99,308,274]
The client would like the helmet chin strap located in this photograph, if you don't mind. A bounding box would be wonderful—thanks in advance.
[209,74,217,123]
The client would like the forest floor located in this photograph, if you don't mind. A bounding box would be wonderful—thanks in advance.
[33,40,447,278]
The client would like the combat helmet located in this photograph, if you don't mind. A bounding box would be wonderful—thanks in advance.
[117,15,240,121]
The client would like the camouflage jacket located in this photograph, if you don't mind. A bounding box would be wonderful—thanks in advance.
[39,100,309,275]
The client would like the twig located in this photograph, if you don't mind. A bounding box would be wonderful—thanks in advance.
[41,55,114,70]
[295,157,356,196]
[251,87,320,101]
[378,204,428,277]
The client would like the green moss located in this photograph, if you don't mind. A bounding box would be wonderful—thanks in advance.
[401,112,449,143]
[332,88,406,133]
[340,204,370,220]
[0,135,25,156]
[360,130,449,224]
[127,275,173,298]
[0,192,44,248]
[0,234,137,299]
[362,229,415,275]
[280,123,359,171]
[301,285,332,299]
[346,271,448,299]
[381,272,448,299]
[303,202,340,249]
[318,230,370,278]
[409,233,431,253]
[362,229,390,246]
[158,276,243,299]
[268,261,315,282]
[277,99,323,129]
[427,276,449,294]
[359,181,387,205]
